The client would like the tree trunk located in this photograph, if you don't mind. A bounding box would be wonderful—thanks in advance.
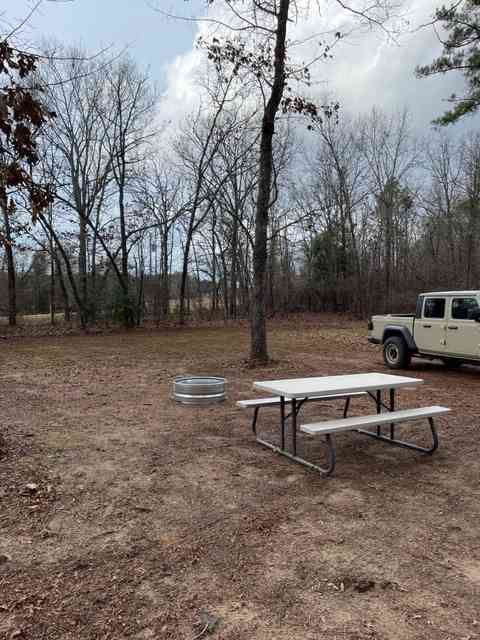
[4,236,16,326]
[41,214,85,326]
[78,216,88,327]
[137,269,144,327]
[1,194,16,326]
[267,235,276,314]
[179,217,195,323]
[119,182,129,282]
[90,199,102,325]
[118,180,134,328]
[250,0,290,361]
[211,212,217,317]
[161,229,170,318]
[229,215,239,319]
[50,237,56,325]
[55,253,71,322]
[466,202,478,288]
[384,201,393,312]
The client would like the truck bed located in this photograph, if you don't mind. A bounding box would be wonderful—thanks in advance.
[369,314,415,344]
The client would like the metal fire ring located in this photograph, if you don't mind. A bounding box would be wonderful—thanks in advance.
[173,376,226,405]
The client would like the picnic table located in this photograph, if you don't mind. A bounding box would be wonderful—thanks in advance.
[237,372,450,476]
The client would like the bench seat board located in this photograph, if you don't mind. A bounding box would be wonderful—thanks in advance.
[236,391,366,409]
[300,405,450,436]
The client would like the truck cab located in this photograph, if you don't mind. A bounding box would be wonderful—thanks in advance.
[368,291,480,369]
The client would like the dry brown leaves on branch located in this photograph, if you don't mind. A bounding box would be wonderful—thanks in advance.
[0,39,55,226]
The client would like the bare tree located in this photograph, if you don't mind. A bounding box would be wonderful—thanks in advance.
[173,71,255,323]
[420,134,462,282]
[39,48,156,327]
[460,134,480,288]
[360,109,417,310]
[167,0,394,360]
[40,49,113,326]
[98,57,157,325]
[134,161,186,319]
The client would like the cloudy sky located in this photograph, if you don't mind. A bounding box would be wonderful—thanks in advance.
[2,0,475,132]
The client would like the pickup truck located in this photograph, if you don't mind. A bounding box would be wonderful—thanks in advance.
[368,290,480,369]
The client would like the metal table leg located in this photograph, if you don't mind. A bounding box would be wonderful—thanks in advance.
[254,393,336,475]
[358,417,438,454]
[291,397,297,457]
[255,434,336,476]
[376,390,381,436]
[359,387,439,454]
[390,388,395,440]
[252,407,260,434]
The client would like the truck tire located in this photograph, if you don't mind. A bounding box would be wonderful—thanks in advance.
[383,336,411,369]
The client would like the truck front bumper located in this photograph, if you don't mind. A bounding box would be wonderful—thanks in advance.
[368,337,381,345]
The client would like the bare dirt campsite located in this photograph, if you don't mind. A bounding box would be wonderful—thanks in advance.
[0,316,479,640]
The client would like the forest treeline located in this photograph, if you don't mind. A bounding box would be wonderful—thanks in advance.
[1,48,479,327]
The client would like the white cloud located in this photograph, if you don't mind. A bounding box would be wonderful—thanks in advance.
[159,47,206,123]
[158,0,476,133]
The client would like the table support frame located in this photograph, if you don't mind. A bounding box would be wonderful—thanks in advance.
[253,395,351,476]
[358,389,439,454]
[252,386,439,475]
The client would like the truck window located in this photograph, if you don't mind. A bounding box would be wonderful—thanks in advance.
[451,297,479,320]
[423,298,446,319]
[415,296,424,318]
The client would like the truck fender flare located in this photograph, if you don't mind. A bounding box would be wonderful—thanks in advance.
[382,325,417,351]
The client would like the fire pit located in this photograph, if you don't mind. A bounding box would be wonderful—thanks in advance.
[173,376,226,405]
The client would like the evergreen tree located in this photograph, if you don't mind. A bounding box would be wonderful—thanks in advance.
[417,0,480,124]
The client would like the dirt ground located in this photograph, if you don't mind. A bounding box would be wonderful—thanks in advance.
[0,315,479,640]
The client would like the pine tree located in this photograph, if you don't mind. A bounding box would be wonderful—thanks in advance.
[417,0,480,124]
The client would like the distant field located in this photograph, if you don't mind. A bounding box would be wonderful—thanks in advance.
[0,313,69,325]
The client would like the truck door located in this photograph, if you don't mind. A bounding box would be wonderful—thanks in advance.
[446,296,480,359]
[415,297,447,354]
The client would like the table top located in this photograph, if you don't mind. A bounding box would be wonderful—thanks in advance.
[253,372,423,399]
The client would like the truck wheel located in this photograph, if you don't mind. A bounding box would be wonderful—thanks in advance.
[383,336,411,369]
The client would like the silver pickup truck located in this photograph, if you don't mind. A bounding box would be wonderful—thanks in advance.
[368,290,480,369]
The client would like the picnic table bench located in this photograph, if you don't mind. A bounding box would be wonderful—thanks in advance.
[237,372,450,476]
[237,391,367,434]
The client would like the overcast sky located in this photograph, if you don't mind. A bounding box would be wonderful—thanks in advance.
[2,0,477,133]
